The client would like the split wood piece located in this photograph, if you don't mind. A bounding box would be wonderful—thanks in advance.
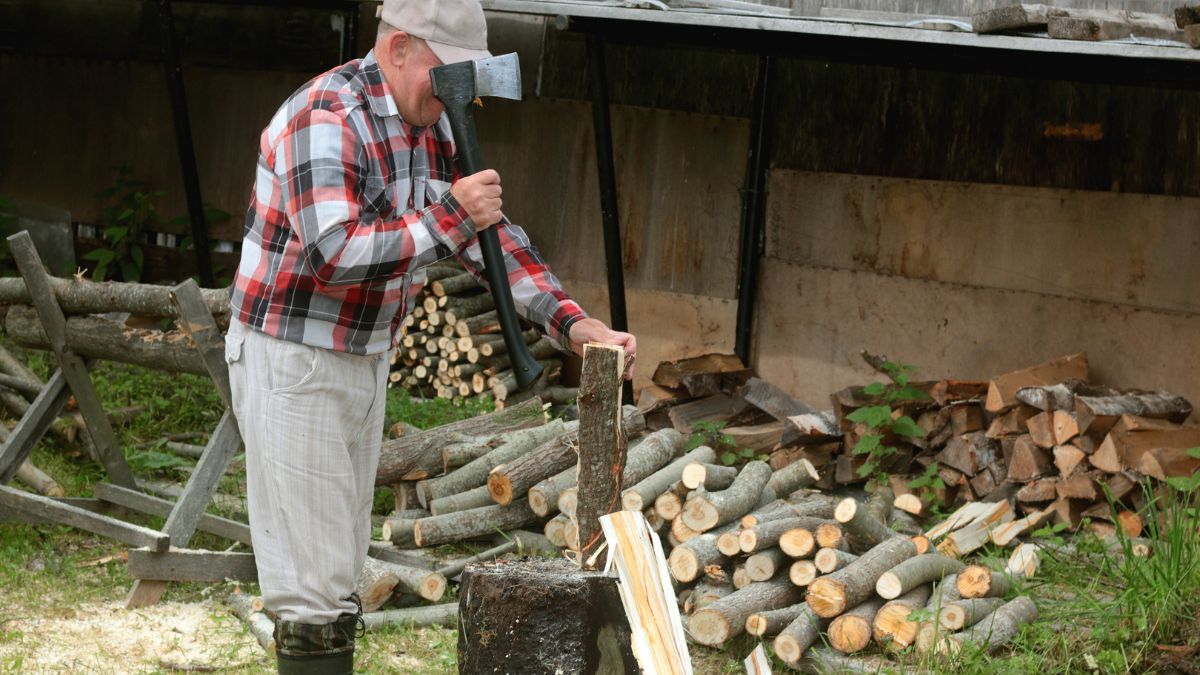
[1006,543,1041,578]
[806,537,918,618]
[938,596,1038,655]
[652,352,748,397]
[990,508,1052,547]
[381,517,418,548]
[972,4,1058,33]
[723,421,786,453]
[1055,472,1099,501]
[739,376,820,436]
[745,548,789,582]
[544,513,570,548]
[680,462,738,490]
[457,559,637,673]
[876,553,964,599]
[1016,479,1056,504]
[419,419,570,506]
[985,353,1089,413]
[834,496,899,551]
[636,384,691,414]
[871,585,933,652]
[667,521,740,583]
[765,457,818,498]
[686,581,733,614]
[429,484,495,516]
[653,481,689,520]
[375,397,545,486]
[986,405,1038,438]
[1138,446,1200,481]
[597,511,691,675]
[1027,411,1080,449]
[744,644,771,675]
[937,501,1014,558]
[668,393,752,435]
[1090,414,1187,472]
[362,603,458,631]
[5,306,208,376]
[956,565,1012,599]
[950,402,984,435]
[0,276,229,318]
[828,597,885,654]
[939,597,1005,631]
[789,560,819,587]
[226,590,275,652]
[412,502,538,547]
[1006,435,1052,481]
[745,602,807,638]
[529,467,574,517]
[1053,444,1088,477]
[814,522,848,552]
[621,445,716,512]
[356,557,446,609]
[1075,391,1192,436]
[815,548,858,574]
[772,606,828,667]
[681,460,773,532]
[741,516,831,555]
[1049,496,1086,529]
[689,577,800,646]
[1048,12,1182,42]
[937,432,999,477]
[566,429,681,520]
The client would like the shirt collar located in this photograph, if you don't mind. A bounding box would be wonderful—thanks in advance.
[361,50,400,119]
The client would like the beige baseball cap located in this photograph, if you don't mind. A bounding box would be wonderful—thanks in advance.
[377,0,492,65]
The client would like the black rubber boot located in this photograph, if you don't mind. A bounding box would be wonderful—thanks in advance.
[275,595,364,675]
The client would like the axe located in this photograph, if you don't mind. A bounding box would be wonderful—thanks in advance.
[430,53,542,391]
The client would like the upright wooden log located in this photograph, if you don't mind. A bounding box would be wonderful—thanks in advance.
[828,597,885,654]
[681,461,773,532]
[806,537,917,618]
[575,343,626,567]
[457,559,637,672]
[689,577,801,646]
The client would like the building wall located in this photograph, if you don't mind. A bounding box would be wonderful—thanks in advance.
[0,5,1196,409]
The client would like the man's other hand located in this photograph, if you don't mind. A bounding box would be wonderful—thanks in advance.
[568,318,638,381]
[451,169,503,231]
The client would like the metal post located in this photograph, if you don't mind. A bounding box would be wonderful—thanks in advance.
[156,0,215,287]
[734,55,774,366]
[586,33,633,400]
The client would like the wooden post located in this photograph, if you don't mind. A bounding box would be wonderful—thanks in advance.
[8,231,135,488]
[575,343,626,570]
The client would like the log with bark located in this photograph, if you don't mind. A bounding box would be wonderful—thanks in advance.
[939,597,1006,632]
[621,445,715,512]
[356,556,446,609]
[745,602,808,638]
[681,462,739,491]
[574,342,626,566]
[528,467,574,517]
[834,494,899,551]
[806,537,918,618]
[875,553,964,600]
[412,502,539,548]
[937,596,1038,655]
[667,521,740,583]
[765,458,819,497]
[688,577,801,646]
[871,584,932,651]
[828,596,886,654]
[363,603,458,631]
[772,606,828,666]
[745,548,789,582]
[376,397,546,486]
[419,420,571,506]
[956,564,1012,599]
[681,460,773,532]
[985,353,1089,413]
[226,590,275,652]
[814,548,858,574]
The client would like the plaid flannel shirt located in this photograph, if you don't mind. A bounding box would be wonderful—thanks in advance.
[230,50,587,355]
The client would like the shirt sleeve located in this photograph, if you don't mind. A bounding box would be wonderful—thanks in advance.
[275,108,477,287]
[450,217,589,354]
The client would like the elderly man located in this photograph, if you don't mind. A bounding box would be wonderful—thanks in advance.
[225,0,636,671]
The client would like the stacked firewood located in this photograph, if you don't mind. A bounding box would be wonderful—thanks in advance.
[388,262,572,407]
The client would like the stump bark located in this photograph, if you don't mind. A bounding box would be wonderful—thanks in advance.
[457,559,637,674]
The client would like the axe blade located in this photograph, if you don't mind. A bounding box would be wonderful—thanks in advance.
[472,52,521,101]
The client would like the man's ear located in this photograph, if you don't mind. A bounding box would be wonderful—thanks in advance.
[383,31,411,67]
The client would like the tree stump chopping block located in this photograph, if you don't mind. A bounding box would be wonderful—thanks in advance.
[457,558,637,674]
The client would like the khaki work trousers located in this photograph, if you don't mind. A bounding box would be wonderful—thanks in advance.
[226,319,389,624]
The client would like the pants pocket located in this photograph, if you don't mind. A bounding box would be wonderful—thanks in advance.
[268,340,321,394]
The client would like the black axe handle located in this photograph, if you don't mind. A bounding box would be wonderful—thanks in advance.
[441,104,543,390]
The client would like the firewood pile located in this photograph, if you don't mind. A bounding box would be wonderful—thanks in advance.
[387,261,574,407]
[972,3,1200,50]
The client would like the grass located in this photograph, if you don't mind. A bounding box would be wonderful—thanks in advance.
[1,341,1198,672]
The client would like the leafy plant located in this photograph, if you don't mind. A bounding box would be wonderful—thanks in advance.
[685,420,765,466]
[126,448,192,473]
[86,162,161,281]
[847,361,927,483]
[906,461,947,513]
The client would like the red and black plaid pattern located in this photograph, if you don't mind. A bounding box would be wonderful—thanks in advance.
[230,50,586,355]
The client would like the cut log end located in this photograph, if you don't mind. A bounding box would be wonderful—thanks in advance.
[806,577,848,617]
[738,530,759,553]
[681,462,707,490]
[717,531,744,557]
[420,573,448,602]
[746,613,770,637]
[689,608,734,646]
[655,492,684,520]
[876,572,904,600]
[621,492,645,512]
[873,602,922,650]
[668,548,701,583]
[833,498,859,523]
[939,604,967,631]
[486,474,514,506]
[682,499,721,533]
[780,528,816,558]
[828,615,873,654]
[789,560,818,588]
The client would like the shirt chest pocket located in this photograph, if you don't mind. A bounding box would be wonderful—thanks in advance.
[362,175,393,218]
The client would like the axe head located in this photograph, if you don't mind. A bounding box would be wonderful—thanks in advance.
[430,52,521,107]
